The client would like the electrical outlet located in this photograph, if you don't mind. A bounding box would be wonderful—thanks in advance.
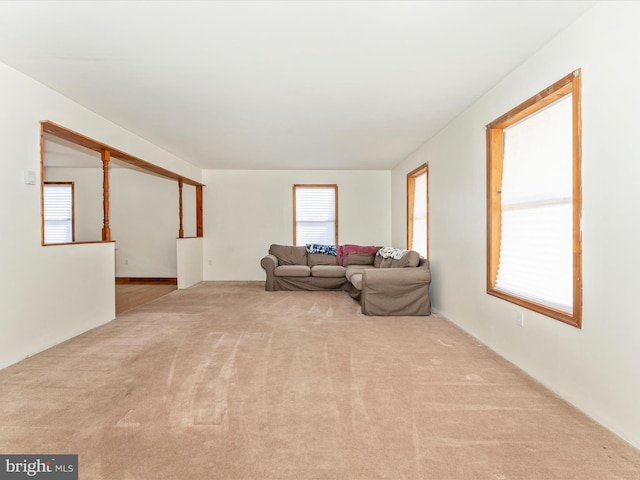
[515,310,524,327]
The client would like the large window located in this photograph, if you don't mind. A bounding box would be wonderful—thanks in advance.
[43,182,74,244]
[293,184,338,246]
[486,70,582,328]
[407,164,428,258]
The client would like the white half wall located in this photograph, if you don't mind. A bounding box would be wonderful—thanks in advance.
[391,1,640,448]
[177,237,203,289]
[202,169,391,280]
[0,59,200,369]
[0,242,115,370]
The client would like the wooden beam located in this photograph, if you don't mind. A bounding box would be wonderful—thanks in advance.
[178,178,184,239]
[41,120,204,187]
[196,185,203,238]
[101,149,111,242]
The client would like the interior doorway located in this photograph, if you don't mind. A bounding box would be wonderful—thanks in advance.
[115,280,177,315]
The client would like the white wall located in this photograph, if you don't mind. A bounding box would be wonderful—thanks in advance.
[177,237,203,289]
[182,183,197,238]
[202,169,391,280]
[391,1,640,448]
[111,168,182,278]
[0,60,201,369]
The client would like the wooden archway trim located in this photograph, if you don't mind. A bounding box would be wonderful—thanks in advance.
[42,121,204,187]
[41,120,204,239]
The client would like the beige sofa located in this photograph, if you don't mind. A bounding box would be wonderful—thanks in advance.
[260,244,431,316]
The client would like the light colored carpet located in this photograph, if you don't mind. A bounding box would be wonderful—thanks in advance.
[1,281,639,479]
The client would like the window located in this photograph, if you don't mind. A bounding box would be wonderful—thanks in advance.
[293,184,338,246]
[407,164,428,258]
[43,182,74,244]
[486,70,582,328]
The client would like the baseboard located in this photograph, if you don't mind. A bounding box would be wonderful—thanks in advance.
[115,277,178,285]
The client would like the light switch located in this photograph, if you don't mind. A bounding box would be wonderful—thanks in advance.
[23,170,37,185]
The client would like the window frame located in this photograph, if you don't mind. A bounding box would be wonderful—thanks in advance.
[486,70,582,328]
[43,181,75,245]
[407,163,429,258]
[292,184,338,246]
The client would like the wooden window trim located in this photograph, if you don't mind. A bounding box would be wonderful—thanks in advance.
[406,163,429,258]
[486,70,582,328]
[292,184,339,246]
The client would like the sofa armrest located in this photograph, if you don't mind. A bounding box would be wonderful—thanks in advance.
[360,266,431,316]
[260,254,279,291]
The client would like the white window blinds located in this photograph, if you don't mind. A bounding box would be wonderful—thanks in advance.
[294,185,337,246]
[44,183,73,244]
[496,95,573,313]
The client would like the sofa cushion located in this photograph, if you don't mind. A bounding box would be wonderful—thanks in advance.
[345,265,375,282]
[337,245,379,266]
[274,265,311,277]
[269,244,308,265]
[343,253,376,266]
[374,250,421,268]
[349,273,363,290]
[374,256,391,268]
[311,265,346,278]
[308,253,339,266]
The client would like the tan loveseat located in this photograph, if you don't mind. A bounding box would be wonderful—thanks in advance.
[260,244,431,316]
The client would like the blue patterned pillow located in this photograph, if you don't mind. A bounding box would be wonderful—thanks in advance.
[305,244,337,256]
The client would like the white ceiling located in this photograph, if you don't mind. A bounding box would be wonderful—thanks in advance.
[0,1,596,171]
